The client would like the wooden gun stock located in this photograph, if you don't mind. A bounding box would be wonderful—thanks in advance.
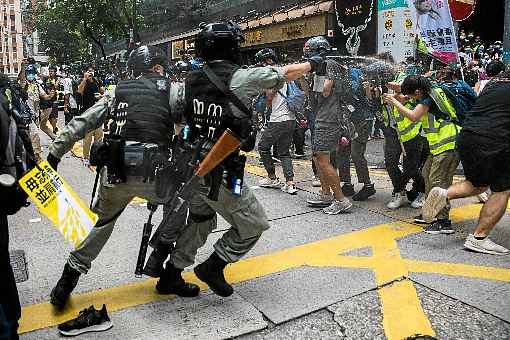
[195,129,241,177]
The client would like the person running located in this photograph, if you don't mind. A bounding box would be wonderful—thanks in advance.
[422,69,510,255]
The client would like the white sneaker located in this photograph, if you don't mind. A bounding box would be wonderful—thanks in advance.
[464,234,509,255]
[387,192,404,210]
[422,187,448,223]
[281,184,298,195]
[312,176,321,187]
[259,178,281,188]
[306,191,333,207]
[323,199,353,215]
[411,192,426,209]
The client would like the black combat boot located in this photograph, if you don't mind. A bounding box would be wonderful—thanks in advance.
[156,262,200,297]
[144,246,172,278]
[194,252,233,297]
[50,263,81,309]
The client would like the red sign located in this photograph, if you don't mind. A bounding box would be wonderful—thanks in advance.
[448,0,476,21]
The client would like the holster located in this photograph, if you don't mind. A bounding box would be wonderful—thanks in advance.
[90,134,126,184]
[154,137,193,199]
[125,143,169,183]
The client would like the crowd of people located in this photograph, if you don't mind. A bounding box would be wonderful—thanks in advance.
[1,22,509,338]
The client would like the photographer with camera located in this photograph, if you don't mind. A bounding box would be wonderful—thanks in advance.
[46,46,200,316]
[77,66,105,166]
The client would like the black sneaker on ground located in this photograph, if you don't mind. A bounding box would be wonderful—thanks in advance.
[194,252,233,297]
[413,215,428,224]
[424,219,454,235]
[50,263,81,309]
[341,183,355,197]
[58,304,113,336]
[352,184,376,201]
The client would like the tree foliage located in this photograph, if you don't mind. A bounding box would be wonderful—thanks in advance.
[35,0,142,63]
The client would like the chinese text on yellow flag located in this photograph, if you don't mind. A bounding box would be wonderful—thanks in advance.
[19,160,98,247]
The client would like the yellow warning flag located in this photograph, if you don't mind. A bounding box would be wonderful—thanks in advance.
[19,160,98,248]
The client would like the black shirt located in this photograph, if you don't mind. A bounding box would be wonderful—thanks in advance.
[80,79,101,113]
[463,78,510,144]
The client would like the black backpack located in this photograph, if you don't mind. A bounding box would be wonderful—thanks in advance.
[0,82,37,215]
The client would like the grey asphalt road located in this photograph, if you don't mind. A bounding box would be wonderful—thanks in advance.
[9,127,510,340]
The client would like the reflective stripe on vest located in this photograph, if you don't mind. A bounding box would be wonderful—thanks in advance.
[421,113,460,155]
[429,87,457,121]
[392,101,421,143]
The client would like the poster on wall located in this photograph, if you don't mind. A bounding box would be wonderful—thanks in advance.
[334,0,378,56]
[377,0,416,62]
[406,0,459,64]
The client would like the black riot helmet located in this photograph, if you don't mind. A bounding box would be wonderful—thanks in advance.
[255,48,277,65]
[303,36,331,58]
[195,21,245,64]
[127,45,168,77]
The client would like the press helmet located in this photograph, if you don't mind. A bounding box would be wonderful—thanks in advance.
[255,48,277,65]
[303,36,331,58]
[127,45,168,76]
[195,21,245,63]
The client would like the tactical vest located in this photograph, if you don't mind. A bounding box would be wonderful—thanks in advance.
[114,75,172,146]
[420,113,460,156]
[184,62,240,143]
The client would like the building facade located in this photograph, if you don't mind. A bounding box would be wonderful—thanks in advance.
[1,0,24,76]
[138,0,335,64]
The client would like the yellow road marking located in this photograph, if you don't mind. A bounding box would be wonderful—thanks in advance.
[19,203,510,338]
[406,260,510,282]
[378,280,435,339]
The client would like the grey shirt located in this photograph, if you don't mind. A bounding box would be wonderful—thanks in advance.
[314,59,349,128]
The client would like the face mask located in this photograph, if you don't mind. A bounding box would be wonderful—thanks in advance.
[27,74,36,81]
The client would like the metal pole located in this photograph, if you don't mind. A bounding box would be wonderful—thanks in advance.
[504,0,510,65]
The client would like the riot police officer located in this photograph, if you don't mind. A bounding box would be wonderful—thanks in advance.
[47,45,199,309]
[153,21,325,297]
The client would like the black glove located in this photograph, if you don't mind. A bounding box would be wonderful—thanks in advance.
[47,153,61,171]
[307,55,326,76]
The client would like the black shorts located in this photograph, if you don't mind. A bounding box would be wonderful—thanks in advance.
[458,130,510,192]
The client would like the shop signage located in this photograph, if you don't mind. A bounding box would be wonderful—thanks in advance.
[171,40,184,59]
[334,0,378,56]
[377,0,415,62]
[241,15,326,48]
